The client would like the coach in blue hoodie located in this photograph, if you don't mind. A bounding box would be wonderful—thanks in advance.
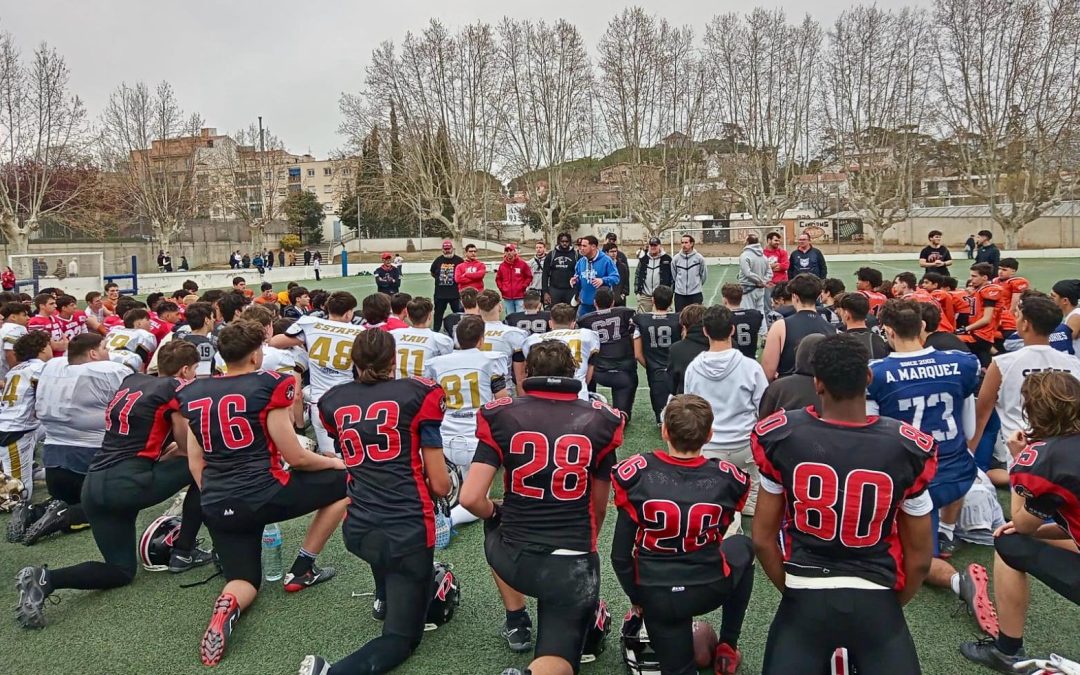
[571,235,620,316]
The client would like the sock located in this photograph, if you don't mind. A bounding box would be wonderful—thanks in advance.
[997,632,1023,656]
[506,607,530,628]
[289,548,317,577]
[939,522,955,539]
[174,485,203,552]
[450,504,479,526]
[950,573,960,595]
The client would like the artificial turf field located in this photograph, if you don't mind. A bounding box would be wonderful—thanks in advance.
[3,256,1080,674]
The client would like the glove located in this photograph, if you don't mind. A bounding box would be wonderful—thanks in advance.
[955,326,968,336]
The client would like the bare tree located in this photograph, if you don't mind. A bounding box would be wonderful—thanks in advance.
[820,6,936,251]
[703,9,821,228]
[934,0,1080,249]
[497,18,594,242]
[100,81,203,251]
[0,34,93,255]
[341,20,506,247]
[595,8,707,238]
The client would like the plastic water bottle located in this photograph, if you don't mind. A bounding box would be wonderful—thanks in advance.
[261,524,283,581]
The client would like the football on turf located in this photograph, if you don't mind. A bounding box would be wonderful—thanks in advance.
[692,619,718,668]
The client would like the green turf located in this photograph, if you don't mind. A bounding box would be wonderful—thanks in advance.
[6,257,1080,674]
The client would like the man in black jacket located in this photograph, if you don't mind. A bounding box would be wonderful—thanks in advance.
[787,231,828,279]
[974,229,1001,277]
[667,304,709,396]
[604,242,631,306]
[542,232,578,306]
[635,237,673,313]
[429,240,464,332]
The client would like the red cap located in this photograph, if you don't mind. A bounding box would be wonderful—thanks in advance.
[442,239,453,248]
[381,252,392,259]
[504,243,517,252]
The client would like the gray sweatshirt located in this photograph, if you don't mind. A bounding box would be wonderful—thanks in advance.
[683,349,768,451]
[738,243,770,290]
[672,250,708,296]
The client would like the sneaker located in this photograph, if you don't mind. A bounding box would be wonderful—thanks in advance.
[200,593,240,666]
[6,500,33,543]
[298,655,331,675]
[715,642,742,675]
[372,598,386,621]
[938,531,961,559]
[14,566,50,629]
[283,563,337,592]
[501,620,533,653]
[960,637,1033,673]
[958,563,999,637]
[169,547,214,574]
[22,500,69,546]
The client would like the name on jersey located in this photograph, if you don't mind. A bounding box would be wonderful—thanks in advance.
[313,321,363,335]
[1021,367,1074,377]
[884,361,961,383]
[397,334,430,344]
[1050,331,1070,343]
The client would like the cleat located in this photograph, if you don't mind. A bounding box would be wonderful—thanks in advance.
[298,654,331,675]
[283,564,336,593]
[938,531,960,559]
[14,566,50,629]
[372,598,386,621]
[169,547,214,574]
[960,637,1033,673]
[499,670,525,675]
[501,620,533,653]
[715,642,741,675]
[200,593,240,666]
[22,500,69,546]
[958,563,999,637]
[6,501,33,543]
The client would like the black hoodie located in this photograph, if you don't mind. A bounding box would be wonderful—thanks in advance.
[667,324,709,395]
[542,245,578,293]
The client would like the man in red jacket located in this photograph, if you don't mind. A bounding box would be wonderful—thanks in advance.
[763,232,789,292]
[454,243,487,293]
[496,243,533,315]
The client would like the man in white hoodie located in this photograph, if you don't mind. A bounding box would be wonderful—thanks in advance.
[684,305,769,525]
[738,234,771,322]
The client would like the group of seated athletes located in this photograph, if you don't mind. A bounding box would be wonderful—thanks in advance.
[0,258,1076,675]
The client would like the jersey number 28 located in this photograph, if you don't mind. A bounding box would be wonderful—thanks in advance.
[509,432,593,501]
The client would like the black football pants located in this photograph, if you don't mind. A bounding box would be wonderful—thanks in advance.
[332,524,435,675]
[44,467,88,529]
[761,587,920,675]
[995,532,1080,605]
[637,535,755,675]
[48,457,201,591]
[644,367,670,424]
[589,368,638,424]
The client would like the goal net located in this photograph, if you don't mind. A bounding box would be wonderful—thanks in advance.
[9,252,106,298]
[667,223,788,257]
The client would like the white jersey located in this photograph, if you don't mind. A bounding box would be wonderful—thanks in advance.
[0,322,28,382]
[391,326,454,379]
[482,321,528,370]
[424,348,509,462]
[522,328,601,401]
[105,326,158,373]
[0,358,46,433]
[994,344,1080,438]
[261,345,296,374]
[36,357,129,447]
[285,315,364,401]
[1070,307,1080,357]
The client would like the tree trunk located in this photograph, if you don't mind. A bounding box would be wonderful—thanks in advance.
[1003,225,1020,251]
[153,218,174,252]
[0,214,31,256]
[250,222,265,253]
[871,224,887,253]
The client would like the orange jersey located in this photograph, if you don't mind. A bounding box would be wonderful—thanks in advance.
[930,289,956,333]
[903,289,939,307]
[859,290,888,316]
[962,283,1004,343]
[995,276,1029,332]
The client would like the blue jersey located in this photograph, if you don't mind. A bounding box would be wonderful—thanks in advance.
[867,347,980,483]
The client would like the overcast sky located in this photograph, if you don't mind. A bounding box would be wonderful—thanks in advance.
[5,0,928,158]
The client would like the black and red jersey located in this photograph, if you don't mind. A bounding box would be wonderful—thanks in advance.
[177,370,295,508]
[474,376,625,553]
[1011,435,1080,547]
[318,377,446,553]
[89,374,181,472]
[751,407,938,590]
[612,451,749,587]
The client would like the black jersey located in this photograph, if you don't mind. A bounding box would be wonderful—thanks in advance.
[180,332,220,378]
[177,370,295,508]
[90,374,181,472]
[751,407,938,590]
[475,376,625,552]
[319,377,445,552]
[505,310,550,336]
[732,308,763,359]
[612,451,749,586]
[632,312,680,372]
[442,312,464,339]
[1011,435,1080,547]
[578,307,638,370]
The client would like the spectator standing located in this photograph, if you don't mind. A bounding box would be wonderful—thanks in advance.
[374,253,402,295]
[672,234,708,311]
[974,229,1001,277]
[634,237,673,313]
[392,254,404,268]
[919,230,953,276]
[178,256,190,272]
[787,231,827,279]
[737,233,771,320]
[54,259,67,280]
[604,232,630,269]
[1,266,15,291]
[763,232,789,297]
[603,242,630,306]
[527,242,546,292]
[495,243,533,315]
[67,258,79,278]
[430,240,464,332]
[278,249,285,267]
[571,235,619,316]
[761,273,837,380]
[454,244,487,293]
[161,252,172,273]
[157,250,165,271]
[265,249,273,270]
[303,248,312,266]
[542,232,578,306]
[964,234,976,259]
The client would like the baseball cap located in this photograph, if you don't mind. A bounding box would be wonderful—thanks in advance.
[504,243,517,252]
[648,237,661,246]
[441,240,453,248]
[381,252,392,260]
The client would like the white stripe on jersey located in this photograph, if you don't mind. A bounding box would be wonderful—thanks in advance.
[286,316,365,401]
[424,348,508,449]
[522,328,600,401]
[0,358,46,432]
[391,326,454,379]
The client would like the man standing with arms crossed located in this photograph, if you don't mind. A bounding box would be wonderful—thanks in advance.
[738,234,771,322]
[430,240,464,333]
[542,233,578,308]
[672,234,707,312]
[634,237,672,313]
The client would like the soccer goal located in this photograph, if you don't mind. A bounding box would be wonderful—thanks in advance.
[9,252,105,298]
[667,223,788,257]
